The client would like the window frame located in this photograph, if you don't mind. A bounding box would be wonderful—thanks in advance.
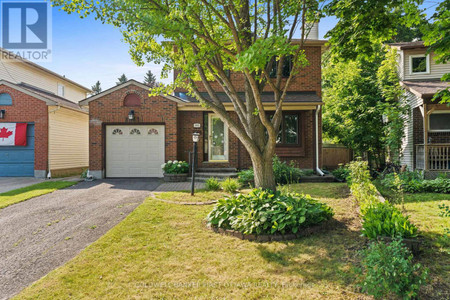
[409,54,430,75]
[0,93,13,106]
[428,110,450,133]
[269,112,303,147]
[269,56,293,78]
[57,83,65,97]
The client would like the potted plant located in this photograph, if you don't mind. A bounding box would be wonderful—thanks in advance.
[162,160,189,182]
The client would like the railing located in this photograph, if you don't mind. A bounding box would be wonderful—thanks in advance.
[416,144,450,171]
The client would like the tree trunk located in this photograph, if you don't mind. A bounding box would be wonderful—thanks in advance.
[252,154,276,191]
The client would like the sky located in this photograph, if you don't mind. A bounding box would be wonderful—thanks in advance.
[36,1,440,91]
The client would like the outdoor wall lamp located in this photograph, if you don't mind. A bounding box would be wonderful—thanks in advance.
[128,110,135,121]
[0,110,5,119]
[192,132,200,143]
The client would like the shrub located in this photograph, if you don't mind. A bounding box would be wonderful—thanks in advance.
[359,238,428,299]
[238,156,304,187]
[380,171,450,194]
[206,189,334,235]
[332,164,350,182]
[221,178,241,193]
[161,160,189,174]
[237,169,254,187]
[361,202,418,239]
[205,177,221,191]
[348,160,379,210]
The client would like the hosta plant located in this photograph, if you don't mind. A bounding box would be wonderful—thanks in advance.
[206,189,334,235]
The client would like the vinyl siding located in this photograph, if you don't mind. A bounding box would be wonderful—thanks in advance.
[48,106,89,171]
[0,60,87,102]
[403,49,449,81]
[400,91,422,170]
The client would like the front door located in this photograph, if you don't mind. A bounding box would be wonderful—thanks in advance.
[208,114,228,162]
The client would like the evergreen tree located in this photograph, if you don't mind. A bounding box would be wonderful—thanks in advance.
[144,70,157,87]
[91,81,102,95]
[116,74,128,86]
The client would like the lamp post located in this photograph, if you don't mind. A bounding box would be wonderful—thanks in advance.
[191,132,200,196]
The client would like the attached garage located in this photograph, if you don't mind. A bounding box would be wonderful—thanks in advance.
[106,125,165,178]
[0,123,35,177]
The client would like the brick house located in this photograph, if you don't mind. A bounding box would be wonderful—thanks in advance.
[81,39,326,179]
[390,41,450,177]
[0,49,91,177]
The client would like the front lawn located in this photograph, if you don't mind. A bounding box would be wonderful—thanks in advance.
[154,189,230,203]
[16,183,449,299]
[0,181,77,209]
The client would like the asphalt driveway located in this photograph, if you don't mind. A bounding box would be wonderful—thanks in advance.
[0,179,160,299]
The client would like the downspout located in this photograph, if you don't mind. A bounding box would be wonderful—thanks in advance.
[47,105,61,179]
[315,105,324,176]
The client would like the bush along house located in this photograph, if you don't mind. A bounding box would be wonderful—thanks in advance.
[390,41,450,178]
[0,48,91,178]
[81,38,326,179]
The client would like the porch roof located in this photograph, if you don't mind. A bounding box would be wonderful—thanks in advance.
[401,80,450,99]
[173,91,322,104]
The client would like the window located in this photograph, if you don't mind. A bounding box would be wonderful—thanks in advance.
[0,93,12,105]
[429,112,450,132]
[123,93,141,107]
[269,113,301,145]
[130,128,141,135]
[57,84,65,97]
[112,129,123,135]
[410,55,429,74]
[269,56,293,78]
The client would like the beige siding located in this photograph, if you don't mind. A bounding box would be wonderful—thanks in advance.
[0,60,87,102]
[400,91,422,170]
[48,107,89,171]
[403,49,449,81]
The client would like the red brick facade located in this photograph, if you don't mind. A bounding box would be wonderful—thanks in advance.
[0,85,48,173]
[88,84,178,173]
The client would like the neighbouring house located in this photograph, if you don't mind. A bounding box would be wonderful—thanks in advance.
[81,38,326,179]
[390,41,450,177]
[0,49,91,177]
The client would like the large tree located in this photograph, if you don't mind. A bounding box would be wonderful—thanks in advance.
[54,0,322,190]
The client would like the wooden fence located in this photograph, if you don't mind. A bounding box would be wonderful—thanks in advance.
[322,144,353,170]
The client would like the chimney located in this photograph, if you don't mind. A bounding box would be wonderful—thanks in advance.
[305,22,319,40]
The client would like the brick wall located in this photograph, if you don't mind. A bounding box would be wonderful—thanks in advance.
[0,85,48,173]
[88,84,178,172]
[178,109,321,170]
[174,46,322,95]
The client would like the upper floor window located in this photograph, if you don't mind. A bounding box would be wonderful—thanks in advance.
[429,111,450,132]
[0,93,12,105]
[410,54,429,74]
[123,93,141,107]
[269,56,293,78]
[57,84,65,97]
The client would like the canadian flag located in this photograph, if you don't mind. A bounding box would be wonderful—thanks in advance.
[0,123,27,146]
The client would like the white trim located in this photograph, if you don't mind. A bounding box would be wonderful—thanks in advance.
[428,110,450,132]
[409,54,430,75]
[208,114,229,162]
[0,80,57,105]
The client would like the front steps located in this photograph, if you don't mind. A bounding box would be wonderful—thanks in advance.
[189,168,238,182]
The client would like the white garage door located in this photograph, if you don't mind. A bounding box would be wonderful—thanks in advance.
[106,125,165,178]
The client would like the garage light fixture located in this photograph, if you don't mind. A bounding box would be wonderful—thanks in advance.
[0,109,5,119]
[128,110,135,121]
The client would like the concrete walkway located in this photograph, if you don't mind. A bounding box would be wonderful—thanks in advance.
[0,179,160,299]
[153,181,205,192]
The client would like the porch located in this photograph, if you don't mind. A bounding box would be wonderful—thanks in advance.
[416,144,450,171]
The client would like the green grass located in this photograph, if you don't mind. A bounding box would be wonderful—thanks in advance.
[15,183,448,299]
[0,181,77,209]
[155,189,231,203]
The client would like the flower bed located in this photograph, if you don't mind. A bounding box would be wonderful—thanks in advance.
[206,188,334,238]
[162,160,189,182]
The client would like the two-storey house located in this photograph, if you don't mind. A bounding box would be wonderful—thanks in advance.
[390,41,450,177]
[0,49,91,177]
[81,38,326,179]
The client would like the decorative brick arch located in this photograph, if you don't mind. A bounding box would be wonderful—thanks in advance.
[123,92,142,107]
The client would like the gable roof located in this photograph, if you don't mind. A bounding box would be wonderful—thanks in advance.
[0,80,87,113]
[0,48,91,93]
[79,80,186,105]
